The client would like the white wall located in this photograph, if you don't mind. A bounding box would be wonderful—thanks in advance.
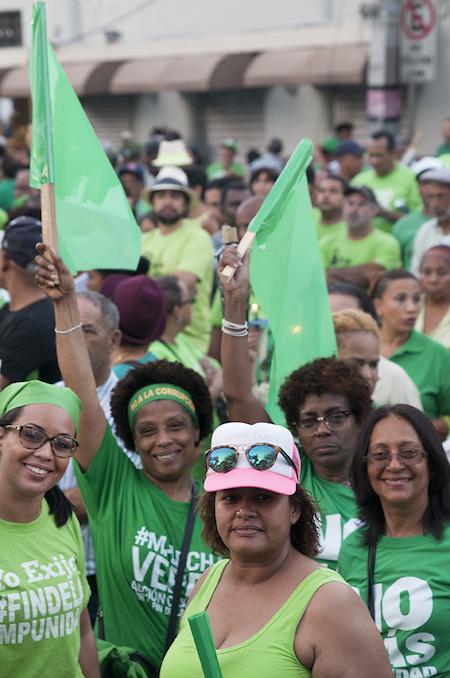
[131,91,195,142]
[264,85,330,154]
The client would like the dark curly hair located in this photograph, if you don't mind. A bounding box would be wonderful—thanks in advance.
[110,360,213,450]
[278,356,372,435]
[198,486,320,557]
[352,404,450,547]
[0,407,73,527]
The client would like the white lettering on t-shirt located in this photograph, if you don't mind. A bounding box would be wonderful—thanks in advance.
[317,514,360,562]
[0,555,84,646]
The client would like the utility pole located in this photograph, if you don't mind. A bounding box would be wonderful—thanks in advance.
[366,0,402,137]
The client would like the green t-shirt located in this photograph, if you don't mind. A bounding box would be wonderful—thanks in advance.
[316,218,347,242]
[0,501,90,677]
[351,165,422,233]
[150,335,205,375]
[320,228,401,270]
[141,222,214,353]
[338,525,450,677]
[0,177,16,211]
[389,330,450,419]
[300,452,359,569]
[161,560,343,678]
[74,425,218,669]
[206,161,245,181]
[436,143,450,157]
[392,209,430,270]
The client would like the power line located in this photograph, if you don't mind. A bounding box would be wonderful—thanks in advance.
[57,0,160,46]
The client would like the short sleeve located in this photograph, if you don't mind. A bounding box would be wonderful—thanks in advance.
[74,424,139,522]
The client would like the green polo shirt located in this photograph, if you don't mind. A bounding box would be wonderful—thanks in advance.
[392,209,430,270]
[389,330,450,419]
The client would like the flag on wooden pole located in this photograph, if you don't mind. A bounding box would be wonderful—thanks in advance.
[249,139,337,424]
[29,1,141,274]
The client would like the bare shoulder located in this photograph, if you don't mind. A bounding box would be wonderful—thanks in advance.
[296,580,391,678]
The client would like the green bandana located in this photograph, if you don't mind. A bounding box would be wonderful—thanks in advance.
[127,383,198,428]
[0,380,81,430]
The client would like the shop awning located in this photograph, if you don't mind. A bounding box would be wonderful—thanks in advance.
[0,61,120,97]
[110,52,256,93]
[243,44,367,88]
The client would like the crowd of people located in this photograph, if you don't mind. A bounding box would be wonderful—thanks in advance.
[0,116,450,676]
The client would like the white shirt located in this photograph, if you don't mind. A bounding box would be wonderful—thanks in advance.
[410,217,450,274]
[373,356,423,410]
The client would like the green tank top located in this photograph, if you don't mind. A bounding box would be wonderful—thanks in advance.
[160,559,344,677]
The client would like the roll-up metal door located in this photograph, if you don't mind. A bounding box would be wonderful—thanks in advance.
[81,95,133,145]
[203,88,266,161]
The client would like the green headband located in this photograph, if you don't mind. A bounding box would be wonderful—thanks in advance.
[127,383,198,428]
[0,380,81,430]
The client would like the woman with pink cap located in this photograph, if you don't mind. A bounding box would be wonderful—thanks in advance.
[160,422,391,677]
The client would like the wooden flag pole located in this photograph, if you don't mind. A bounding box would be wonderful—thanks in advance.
[41,183,58,252]
[219,230,255,285]
[35,2,58,252]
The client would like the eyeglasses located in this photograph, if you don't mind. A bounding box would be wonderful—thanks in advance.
[3,424,79,458]
[206,443,298,479]
[297,410,351,435]
[364,448,427,468]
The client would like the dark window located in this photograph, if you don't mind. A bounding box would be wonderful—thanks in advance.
[0,12,22,48]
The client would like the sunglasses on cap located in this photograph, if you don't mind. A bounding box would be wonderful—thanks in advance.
[206,443,299,479]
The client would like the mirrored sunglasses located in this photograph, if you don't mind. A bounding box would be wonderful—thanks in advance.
[206,443,298,479]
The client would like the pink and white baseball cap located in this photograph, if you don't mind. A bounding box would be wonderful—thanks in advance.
[204,422,301,496]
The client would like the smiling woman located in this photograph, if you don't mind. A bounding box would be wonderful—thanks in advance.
[160,421,391,678]
[34,244,216,673]
[338,405,450,677]
[0,381,99,677]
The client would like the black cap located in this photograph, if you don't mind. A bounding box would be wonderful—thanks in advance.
[344,185,378,205]
[336,140,365,158]
[2,216,42,270]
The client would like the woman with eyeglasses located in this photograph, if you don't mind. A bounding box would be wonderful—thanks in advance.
[415,245,450,349]
[218,248,372,569]
[370,268,450,439]
[0,380,99,677]
[160,421,391,677]
[35,245,217,673]
[338,404,450,676]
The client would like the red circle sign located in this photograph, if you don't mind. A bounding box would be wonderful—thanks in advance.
[401,0,436,40]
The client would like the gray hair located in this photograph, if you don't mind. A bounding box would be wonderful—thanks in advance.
[77,290,119,333]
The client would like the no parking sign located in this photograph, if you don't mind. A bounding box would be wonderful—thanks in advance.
[400,0,438,82]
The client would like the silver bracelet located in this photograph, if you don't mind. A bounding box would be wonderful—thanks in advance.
[54,322,83,335]
[222,319,248,331]
[221,326,248,337]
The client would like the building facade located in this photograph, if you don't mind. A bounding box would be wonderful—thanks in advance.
[0,1,448,159]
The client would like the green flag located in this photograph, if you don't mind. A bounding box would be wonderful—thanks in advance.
[249,139,337,425]
[29,2,141,274]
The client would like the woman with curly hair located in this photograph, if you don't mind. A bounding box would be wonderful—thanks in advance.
[35,245,216,673]
[339,404,450,676]
[218,249,373,569]
[160,422,391,678]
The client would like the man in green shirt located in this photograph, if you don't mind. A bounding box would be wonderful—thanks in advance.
[141,167,214,353]
[392,157,441,268]
[206,138,245,181]
[351,130,422,233]
[315,174,347,241]
[321,185,401,288]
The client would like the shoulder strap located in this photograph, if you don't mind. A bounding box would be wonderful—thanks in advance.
[164,481,199,652]
[367,542,376,621]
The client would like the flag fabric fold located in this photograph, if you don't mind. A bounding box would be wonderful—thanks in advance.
[29,2,141,274]
[249,139,337,425]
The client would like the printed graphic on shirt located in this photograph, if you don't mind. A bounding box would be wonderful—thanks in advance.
[317,513,360,564]
[0,554,84,645]
[131,527,217,617]
[355,577,439,677]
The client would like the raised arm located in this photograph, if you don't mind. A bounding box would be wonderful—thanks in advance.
[218,248,269,424]
[35,244,106,470]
